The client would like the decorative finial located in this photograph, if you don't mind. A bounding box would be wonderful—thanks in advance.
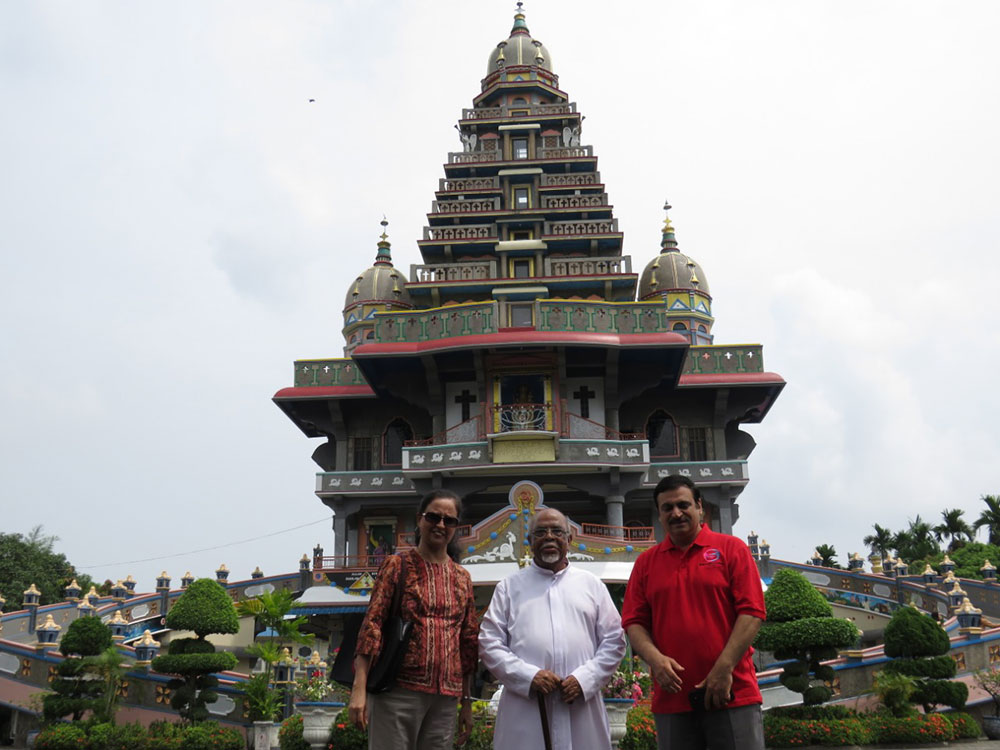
[375,217,393,266]
[511,2,529,34]
[661,200,678,252]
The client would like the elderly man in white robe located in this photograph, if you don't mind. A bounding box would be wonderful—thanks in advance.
[479,507,626,750]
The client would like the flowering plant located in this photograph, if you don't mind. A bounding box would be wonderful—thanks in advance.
[293,671,333,702]
[602,667,645,701]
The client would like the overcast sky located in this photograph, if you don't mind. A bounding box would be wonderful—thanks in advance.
[2,1,998,593]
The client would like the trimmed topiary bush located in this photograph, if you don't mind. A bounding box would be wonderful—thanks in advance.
[43,616,118,723]
[152,578,240,723]
[755,569,859,705]
[882,606,967,712]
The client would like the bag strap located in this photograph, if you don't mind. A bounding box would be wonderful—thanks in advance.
[388,552,408,620]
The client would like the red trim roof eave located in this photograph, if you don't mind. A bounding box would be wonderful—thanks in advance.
[273,385,376,400]
[677,372,786,387]
[352,330,689,357]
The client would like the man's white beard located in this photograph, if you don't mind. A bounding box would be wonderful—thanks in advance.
[541,551,561,564]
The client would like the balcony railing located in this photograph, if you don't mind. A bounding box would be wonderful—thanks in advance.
[411,261,497,284]
[580,523,655,541]
[432,197,502,214]
[541,194,608,209]
[448,151,501,164]
[491,403,554,432]
[373,302,499,343]
[539,145,593,159]
[541,172,600,187]
[562,410,644,441]
[461,102,577,120]
[544,255,631,277]
[440,176,501,192]
[544,219,620,236]
[422,224,496,241]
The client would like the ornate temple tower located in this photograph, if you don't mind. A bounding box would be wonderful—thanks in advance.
[274,6,784,592]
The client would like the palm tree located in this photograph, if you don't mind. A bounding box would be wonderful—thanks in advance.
[814,543,840,568]
[896,515,939,563]
[975,495,1000,545]
[863,524,894,560]
[933,508,973,551]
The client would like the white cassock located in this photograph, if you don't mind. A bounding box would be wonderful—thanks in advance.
[479,561,626,750]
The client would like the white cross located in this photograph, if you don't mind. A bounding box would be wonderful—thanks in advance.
[323,366,330,373]
[724,352,732,360]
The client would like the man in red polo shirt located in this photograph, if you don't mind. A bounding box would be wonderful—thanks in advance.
[621,474,765,749]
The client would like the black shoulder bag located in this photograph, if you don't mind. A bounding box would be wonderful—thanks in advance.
[366,553,414,694]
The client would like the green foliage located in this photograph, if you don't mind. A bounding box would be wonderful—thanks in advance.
[278,714,310,750]
[872,670,917,717]
[167,637,217,655]
[60,616,113,657]
[940,541,1000,579]
[618,704,657,750]
[174,723,242,750]
[88,722,149,750]
[911,679,968,711]
[802,685,833,705]
[883,607,950,658]
[44,621,124,723]
[975,667,1000,716]
[35,723,91,750]
[0,526,94,607]
[764,716,873,747]
[762,708,981,747]
[152,651,238,676]
[762,569,833,622]
[329,708,368,750]
[458,701,496,750]
[164,579,239,638]
[243,673,283,721]
[883,655,956,679]
[767,705,856,720]
[756,618,858,654]
[975,494,1000,546]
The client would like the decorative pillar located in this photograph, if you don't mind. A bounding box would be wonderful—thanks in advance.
[747,531,759,559]
[133,630,160,667]
[110,580,127,602]
[299,555,311,590]
[869,554,884,575]
[180,572,194,589]
[848,553,864,571]
[313,544,324,569]
[940,555,956,576]
[759,540,770,560]
[23,584,40,633]
[957,597,983,637]
[982,560,997,582]
[810,550,822,567]
[108,610,128,642]
[123,575,137,598]
[156,572,171,617]
[251,567,264,580]
[604,495,624,531]
[64,579,82,602]
[274,648,298,720]
[948,582,967,611]
[85,586,101,607]
[215,564,230,583]
[77,599,96,619]
[35,614,61,650]
[894,560,908,577]
[922,564,937,584]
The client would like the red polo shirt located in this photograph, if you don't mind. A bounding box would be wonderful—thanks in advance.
[621,525,765,714]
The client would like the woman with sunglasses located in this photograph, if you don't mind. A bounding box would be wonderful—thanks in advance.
[349,489,479,749]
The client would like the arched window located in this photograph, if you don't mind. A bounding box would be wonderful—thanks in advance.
[382,418,413,465]
[646,410,678,458]
[672,322,688,331]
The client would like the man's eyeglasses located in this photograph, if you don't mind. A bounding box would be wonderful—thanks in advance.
[531,527,568,539]
[422,511,459,528]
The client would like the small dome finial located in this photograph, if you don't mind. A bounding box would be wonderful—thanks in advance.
[511,2,529,35]
[661,200,678,251]
[375,216,393,265]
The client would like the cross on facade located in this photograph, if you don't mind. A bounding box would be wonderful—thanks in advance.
[455,389,476,422]
[573,385,596,419]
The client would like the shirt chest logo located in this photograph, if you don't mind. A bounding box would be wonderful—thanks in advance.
[702,548,722,564]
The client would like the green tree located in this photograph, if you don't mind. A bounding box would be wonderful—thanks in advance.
[151,578,239,723]
[755,569,859,705]
[893,516,940,563]
[974,495,1000,546]
[813,544,840,569]
[863,524,894,561]
[43,616,118,723]
[933,508,973,552]
[882,606,967,713]
[235,589,313,721]
[0,526,93,606]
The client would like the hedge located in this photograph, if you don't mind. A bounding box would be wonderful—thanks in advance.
[763,710,982,747]
[883,607,950,658]
[755,617,859,654]
[152,651,238,676]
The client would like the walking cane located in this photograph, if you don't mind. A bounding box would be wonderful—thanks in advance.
[536,692,553,750]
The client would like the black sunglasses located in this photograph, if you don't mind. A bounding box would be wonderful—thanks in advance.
[422,511,459,528]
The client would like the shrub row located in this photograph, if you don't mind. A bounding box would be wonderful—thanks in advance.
[763,710,981,748]
[35,721,242,750]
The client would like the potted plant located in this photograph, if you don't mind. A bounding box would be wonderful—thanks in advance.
[974,668,1000,739]
[603,667,645,749]
[293,669,343,750]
